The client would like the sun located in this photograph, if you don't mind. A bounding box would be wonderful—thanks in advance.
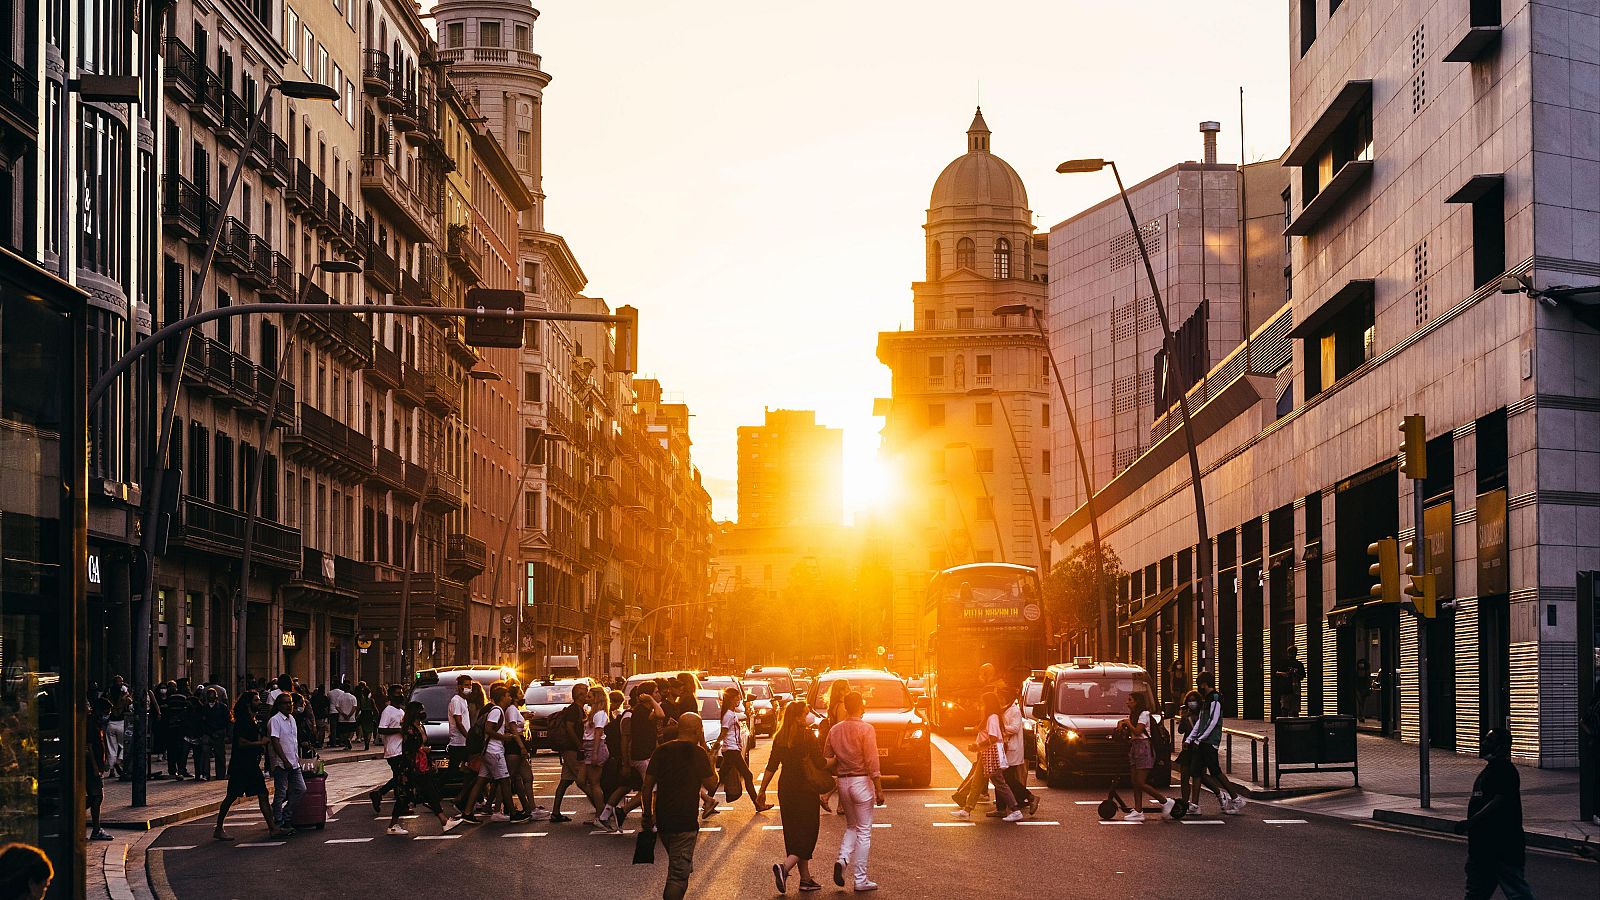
[845,453,904,520]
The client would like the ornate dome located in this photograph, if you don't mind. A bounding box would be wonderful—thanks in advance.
[929,108,1029,213]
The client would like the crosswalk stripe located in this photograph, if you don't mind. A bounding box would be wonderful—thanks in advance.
[414,835,460,840]
[1098,821,1141,826]
[1180,820,1224,825]
[154,845,196,851]
[931,822,974,828]
[871,824,891,829]
[1072,801,1101,805]
[1015,821,1060,826]
[237,841,285,847]
[699,826,722,833]
[325,838,372,844]
[502,832,548,838]
[1263,819,1309,824]
[761,825,783,831]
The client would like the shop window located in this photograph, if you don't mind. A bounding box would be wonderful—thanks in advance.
[1299,281,1373,398]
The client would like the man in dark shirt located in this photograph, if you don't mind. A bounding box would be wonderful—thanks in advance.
[1453,729,1536,899]
[643,712,717,900]
[549,682,591,823]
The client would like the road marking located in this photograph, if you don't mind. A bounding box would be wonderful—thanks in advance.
[871,824,892,829]
[1073,801,1101,806]
[1098,821,1141,825]
[502,832,548,838]
[325,838,372,844]
[589,829,636,835]
[924,803,958,808]
[153,845,196,851]
[1015,821,1060,826]
[929,735,973,778]
[1180,819,1224,825]
[699,826,722,832]
[931,822,974,828]
[762,825,783,831]
[1263,819,1309,824]
[236,842,285,847]
[414,835,460,840]
[374,815,420,820]
[716,806,734,811]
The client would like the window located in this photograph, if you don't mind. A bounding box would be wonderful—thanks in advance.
[927,403,945,427]
[1299,0,1317,56]
[975,448,994,472]
[302,27,314,78]
[975,402,993,426]
[1302,283,1374,398]
[516,130,531,172]
[523,371,543,402]
[479,20,502,47]
[285,8,299,58]
[1042,496,1052,521]
[976,497,994,520]
[927,241,941,280]
[215,289,232,345]
[922,309,936,330]
[1471,182,1505,290]
[993,238,1011,279]
[515,23,531,50]
[189,423,209,498]
[1042,450,1051,474]
[523,261,541,294]
[1301,97,1371,207]
[446,22,464,48]
[214,433,234,507]
[927,356,944,378]
[956,237,975,269]
[975,354,992,380]
[524,426,544,464]
[1041,403,1051,428]
[78,110,128,282]
[523,489,541,528]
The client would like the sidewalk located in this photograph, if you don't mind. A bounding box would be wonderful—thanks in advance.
[1218,719,1598,856]
[101,744,383,829]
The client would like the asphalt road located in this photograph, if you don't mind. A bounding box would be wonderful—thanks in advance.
[153,737,1595,900]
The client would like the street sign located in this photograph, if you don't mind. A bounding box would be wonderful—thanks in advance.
[357,638,372,649]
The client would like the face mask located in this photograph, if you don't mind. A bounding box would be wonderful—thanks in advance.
[462,687,472,695]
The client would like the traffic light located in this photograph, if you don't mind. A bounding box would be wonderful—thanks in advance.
[1403,540,1439,618]
[1399,414,1427,480]
[464,287,524,349]
[614,305,638,373]
[1368,537,1400,604]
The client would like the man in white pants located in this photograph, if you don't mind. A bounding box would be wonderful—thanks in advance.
[824,691,883,892]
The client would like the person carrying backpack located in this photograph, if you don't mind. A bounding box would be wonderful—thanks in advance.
[1115,693,1177,822]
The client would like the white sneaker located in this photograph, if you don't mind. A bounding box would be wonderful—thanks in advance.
[489,812,511,823]
[529,807,552,821]
[1160,799,1176,818]
[1120,810,1145,822]
[854,881,879,892]
[950,809,971,820]
[599,805,614,824]
[1002,810,1024,823]
[386,824,408,836]
[1228,796,1247,814]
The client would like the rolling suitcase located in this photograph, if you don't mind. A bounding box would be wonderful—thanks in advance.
[291,772,329,829]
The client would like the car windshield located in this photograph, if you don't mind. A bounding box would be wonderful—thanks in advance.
[525,685,575,705]
[699,697,723,719]
[811,678,910,711]
[411,684,456,721]
[744,682,771,700]
[1055,677,1150,716]
[746,673,794,694]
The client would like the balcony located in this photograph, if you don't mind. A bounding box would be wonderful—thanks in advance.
[363,240,399,294]
[424,470,465,513]
[161,176,214,245]
[215,217,252,275]
[403,460,429,497]
[190,67,224,129]
[360,154,434,241]
[226,355,260,409]
[251,369,297,427]
[445,533,487,580]
[372,446,406,492]
[295,276,374,367]
[158,335,217,396]
[399,363,426,406]
[261,134,290,188]
[287,160,311,211]
[366,342,402,390]
[260,251,295,302]
[445,224,482,284]
[307,175,328,228]
[162,38,199,103]
[422,368,460,415]
[241,236,273,289]
[348,219,370,264]
[390,86,417,131]
[400,270,428,305]
[362,49,391,95]
[218,90,249,150]
[434,47,543,71]
[289,546,359,600]
[418,246,449,305]
[169,495,302,571]
[444,324,477,364]
[284,402,374,478]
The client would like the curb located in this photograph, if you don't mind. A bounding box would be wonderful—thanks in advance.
[1372,808,1598,859]
[102,750,384,831]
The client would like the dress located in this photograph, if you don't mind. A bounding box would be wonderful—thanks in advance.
[767,733,826,860]
[226,716,268,799]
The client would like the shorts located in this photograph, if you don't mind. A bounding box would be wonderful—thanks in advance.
[1192,742,1223,778]
[481,748,510,781]
[86,771,104,801]
[559,750,582,782]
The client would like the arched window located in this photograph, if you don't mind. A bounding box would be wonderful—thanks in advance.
[928,240,942,280]
[994,238,1011,279]
[956,237,975,270]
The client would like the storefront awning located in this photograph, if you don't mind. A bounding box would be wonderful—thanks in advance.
[1127,586,1184,626]
[1325,598,1373,627]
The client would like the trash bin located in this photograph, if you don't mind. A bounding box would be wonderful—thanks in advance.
[1273,715,1359,787]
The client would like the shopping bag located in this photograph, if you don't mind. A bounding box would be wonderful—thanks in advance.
[633,827,656,864]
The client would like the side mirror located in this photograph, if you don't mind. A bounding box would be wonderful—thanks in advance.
[913,696,931,712]
[1031,702,1048,719]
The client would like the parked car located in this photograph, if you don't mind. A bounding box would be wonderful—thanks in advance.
[521,678,602,753]
[808,668,932,787]
[1030,659,1171,788]
[410,666,515,783]
[694,689,746,747]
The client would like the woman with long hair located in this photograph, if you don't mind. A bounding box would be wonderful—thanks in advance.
[1117,692,1176,821]
[212,691,288,840]
[354,681,377,750]
[758,700,830,894]
[581,687,613,823]
[977,692,1020,821]
[387,701,459,835]
[817,679,851,814]
[714,686,769,811]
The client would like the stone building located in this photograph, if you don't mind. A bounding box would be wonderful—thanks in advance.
[737,409,844,528]
[1050,0,1596,767]
[876,109,1051,670]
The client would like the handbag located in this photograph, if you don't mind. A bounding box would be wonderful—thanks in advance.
[978,742,1002,776]
[632,828,657,864]
[795,746,836,795]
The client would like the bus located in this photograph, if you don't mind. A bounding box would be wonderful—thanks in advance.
[925,562,1048,732]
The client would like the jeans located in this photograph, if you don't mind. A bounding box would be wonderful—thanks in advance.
[720,749,758,802]
[835,775,875,886]
[1463,859,1537,900]
[988,770,1018,811]
[196,729,227,780]
[106,720,125,770]
[660,829,698,900]
[271,766,306,826]
[953,763,985,809]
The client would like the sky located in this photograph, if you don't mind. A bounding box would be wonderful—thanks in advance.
[527,1,1292,522]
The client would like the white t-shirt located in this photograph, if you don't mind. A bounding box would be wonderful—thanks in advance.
[984,714,1009,769]
[266,688,284,705]
[447,694,471,747]
[378,704,406,758]
[484,705,508,756]
[505,705,526,748]
[1133,710,1153,741]
[719,710,743,752]
[585,708,608,744]
[331,689,356,722]
[269,712,300,769]
[1002,703,1025,762]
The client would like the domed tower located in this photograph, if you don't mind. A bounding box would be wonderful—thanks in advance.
[923,109,1036,286]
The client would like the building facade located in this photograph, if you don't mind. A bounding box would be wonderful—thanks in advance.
[737,409,844,527]
[876,110,1051,670]
[1051,0,1595,768]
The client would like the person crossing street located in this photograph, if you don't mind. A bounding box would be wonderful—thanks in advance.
[824,691,883,892]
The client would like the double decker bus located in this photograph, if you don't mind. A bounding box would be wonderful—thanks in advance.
[925,562,1047,732]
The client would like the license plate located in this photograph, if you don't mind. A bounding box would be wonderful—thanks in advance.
[878,748,889,757]
[534,730,548,738]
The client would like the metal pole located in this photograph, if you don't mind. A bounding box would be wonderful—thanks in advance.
[992,393,1048,567]
[1110,161,1215,677]
[127,85,279,807]
[1413,473,1431,808]
[395,489,425,683]
[961,444,1008,560]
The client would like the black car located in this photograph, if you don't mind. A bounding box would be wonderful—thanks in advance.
[522,678,601,752]
[1030,660,1172,788]
[809,669,932,787]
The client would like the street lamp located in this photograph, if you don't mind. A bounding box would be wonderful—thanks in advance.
[126,77,339,806]
[1056,156,1216,676]
[966,387,1047,567]
[232,259,361,691]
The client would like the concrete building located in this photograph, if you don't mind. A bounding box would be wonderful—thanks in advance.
[1050,0,1597,768]
[737,409,844,527]
[876,109,1051,670]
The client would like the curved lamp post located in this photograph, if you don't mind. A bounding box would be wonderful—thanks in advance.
[966,387,1048,568]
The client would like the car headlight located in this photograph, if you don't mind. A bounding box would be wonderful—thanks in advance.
[1065,729,1081,742]
[908,728,925,740]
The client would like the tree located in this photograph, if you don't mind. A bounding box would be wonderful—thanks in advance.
[1043,542,1123,657]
